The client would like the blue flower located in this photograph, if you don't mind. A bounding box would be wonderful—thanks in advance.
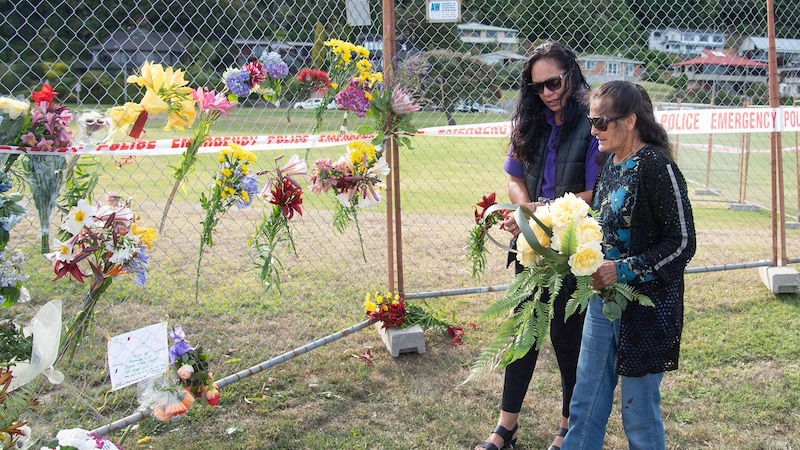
[237,174,260,209]
[617,228,631,246]
[129,245,149,285]
[609,187,626,213]
[617,263,637,282]
[261,52,289,80]
[225,70,252,97]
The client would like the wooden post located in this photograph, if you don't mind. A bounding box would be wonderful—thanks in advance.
[738,98,751,203]
[766,0,786,266]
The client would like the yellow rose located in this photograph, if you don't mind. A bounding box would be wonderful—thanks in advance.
[549,193,589,228]
[515,233,541,267]
[568,241,604,276]
[575,216,603,245]
[530,208,552,249]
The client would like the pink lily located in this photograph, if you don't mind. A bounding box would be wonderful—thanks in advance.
[192,87,237,115]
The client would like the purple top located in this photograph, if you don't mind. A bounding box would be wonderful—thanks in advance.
[503,110,601,200]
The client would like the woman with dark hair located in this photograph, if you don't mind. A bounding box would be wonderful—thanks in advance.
[560,81,695,449]
[476,41,602,450]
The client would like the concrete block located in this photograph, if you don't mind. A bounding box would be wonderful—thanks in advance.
[374,323,426,357]
[728,203,762,212]
[758,266,799,294]
[693,188,722,196]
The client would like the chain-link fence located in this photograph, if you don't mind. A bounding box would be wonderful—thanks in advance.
[2,0,799,441]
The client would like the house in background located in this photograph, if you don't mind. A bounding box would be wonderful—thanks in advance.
[457,22,519,53]
[233,39,313,75]
[671,49,767,99]
[578,54,644,83]
[80,28,187,74]
[648,28,726,57]
[476,50,527,66]
[738,36,800,67]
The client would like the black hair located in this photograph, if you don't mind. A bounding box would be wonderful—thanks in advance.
[589,81,673,160]
[510,41,589,163]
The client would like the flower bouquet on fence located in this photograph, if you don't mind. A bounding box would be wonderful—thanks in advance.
[196,143,258,298]
[46,194,158,359]
[249,154,306,293]
[466,192,507,278]
[309,140,389,260]
[0,367,36,450]
[40,428,121,450]
[137,326,218,423]
[302,39,378,133]
[364,291,465,346]
[464,193,653,382]
[20,84,73,253]
[0,172,28,308]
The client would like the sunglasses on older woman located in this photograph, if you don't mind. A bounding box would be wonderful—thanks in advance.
[528,72,566,94]
[587,115,626,131]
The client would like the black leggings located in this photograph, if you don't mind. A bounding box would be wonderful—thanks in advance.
[500,265,585,417]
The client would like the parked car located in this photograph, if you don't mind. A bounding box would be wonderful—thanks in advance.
[326,100,339,110]
[293,98,323,109]
[483,103,508,114]
[454,100,484,113]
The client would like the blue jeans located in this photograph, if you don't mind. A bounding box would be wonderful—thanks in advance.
[561,299,666,450]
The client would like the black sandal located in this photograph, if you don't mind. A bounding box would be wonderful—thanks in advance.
[476,423,518,450]
[546,426,568,450]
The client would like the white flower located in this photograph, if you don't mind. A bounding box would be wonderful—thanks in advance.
[367,156,390,177]
[280,154,308,179]
[45,237,77,264]
[94,204,133,225]
[0,96,29,120]
[61,199,96,235]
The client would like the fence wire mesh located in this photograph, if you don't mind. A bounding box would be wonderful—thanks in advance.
[2,0,800,442]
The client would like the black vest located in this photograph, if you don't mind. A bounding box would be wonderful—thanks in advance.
[522,108,594,200]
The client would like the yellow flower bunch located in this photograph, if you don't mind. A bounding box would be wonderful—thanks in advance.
[323,39,372,90]
[364,291,401,312]
[346,140,378,169]
[108,61,196,139]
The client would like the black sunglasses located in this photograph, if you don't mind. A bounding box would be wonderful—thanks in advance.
[528,72,567,94]
[587,115,626,131]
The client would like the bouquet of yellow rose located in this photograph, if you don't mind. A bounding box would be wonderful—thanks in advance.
[464,193,652,382]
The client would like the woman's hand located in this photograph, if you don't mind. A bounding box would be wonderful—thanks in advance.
[591,260,618,290]
[502,202,538,236]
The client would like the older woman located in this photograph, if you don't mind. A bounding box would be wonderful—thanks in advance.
[560,81,696,449]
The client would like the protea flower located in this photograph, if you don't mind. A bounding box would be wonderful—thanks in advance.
[390,85,421,115]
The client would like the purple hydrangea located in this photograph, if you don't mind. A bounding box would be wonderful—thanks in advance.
[261,52,289,80]
[335,79,371,117]
[225,70,252,97]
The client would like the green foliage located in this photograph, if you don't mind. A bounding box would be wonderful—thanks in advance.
[0,322,32,367]
[60,156,100,214]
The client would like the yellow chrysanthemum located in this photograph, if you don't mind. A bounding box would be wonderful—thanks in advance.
[221,168,232,177]
[132,223,158,250]
[347,141,377,167]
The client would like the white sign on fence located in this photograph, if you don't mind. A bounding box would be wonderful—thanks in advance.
[107,322,169,391]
